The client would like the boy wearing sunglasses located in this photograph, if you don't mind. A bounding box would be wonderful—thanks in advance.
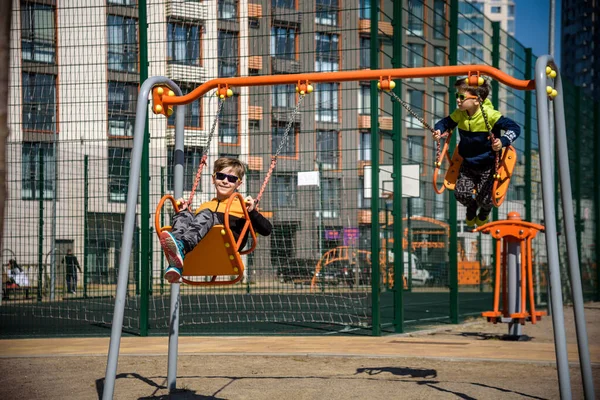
[160,157,272,283]
[433,78,520,227]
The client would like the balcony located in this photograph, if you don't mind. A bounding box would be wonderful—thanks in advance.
[166,0,208,21]
[358,19,393,37]
[166,64,206,83]
[357,114,393,131]
[165,128,208,147]
[248,55,263,71]
[271,58,300,74]
[248,2,262,18]
[247,156,263,171]
[248,105,263,121]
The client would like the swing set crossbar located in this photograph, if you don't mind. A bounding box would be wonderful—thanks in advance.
[157,65,535,107]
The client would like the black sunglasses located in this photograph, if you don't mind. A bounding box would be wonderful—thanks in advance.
[214,171,239,183]
[455,92,478,101]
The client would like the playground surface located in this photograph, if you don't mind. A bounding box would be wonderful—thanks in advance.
[0,303,599,399]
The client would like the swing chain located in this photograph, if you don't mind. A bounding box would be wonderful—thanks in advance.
[478,98,500,179]
[188,96,226,206]
[388,90,445,166]
[255,93,306,204]
[273,93,306,158]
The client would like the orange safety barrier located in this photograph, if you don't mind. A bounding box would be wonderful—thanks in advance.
[474,212,546,325]
[154,193,257,286]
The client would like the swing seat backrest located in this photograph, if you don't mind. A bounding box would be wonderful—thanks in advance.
[155,193,257,286]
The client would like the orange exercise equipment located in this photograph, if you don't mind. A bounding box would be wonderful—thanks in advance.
[154,193,256,286]
[475,212,546,326]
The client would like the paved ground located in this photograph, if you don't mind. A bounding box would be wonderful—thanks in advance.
[0,303,599,399]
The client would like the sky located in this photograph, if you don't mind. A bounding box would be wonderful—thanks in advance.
[514,0,561,65]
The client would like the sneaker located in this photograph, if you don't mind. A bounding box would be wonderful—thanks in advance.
[164,266,182,284]
[475,210,491,227]
[465,206,477,228]
[160,231,185,272]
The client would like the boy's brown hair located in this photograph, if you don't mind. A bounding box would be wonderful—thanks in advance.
[454,77,491,101]
[213,157,246,180]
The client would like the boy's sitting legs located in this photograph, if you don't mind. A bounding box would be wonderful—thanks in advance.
[160,231,186,283]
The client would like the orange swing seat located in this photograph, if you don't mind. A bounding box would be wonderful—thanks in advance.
[442,145,517,207]
[154,193,257,286]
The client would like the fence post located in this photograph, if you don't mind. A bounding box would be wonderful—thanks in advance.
[595,100,600,301]
[391,0,404,333]
[369,0,381,336]
[448,0,459,323]
[491,22,500,227]
[574,87,582,273]
[524,49,532,223]
[83,155,88,298]
[139,0,150,337]
[37,148,44,302]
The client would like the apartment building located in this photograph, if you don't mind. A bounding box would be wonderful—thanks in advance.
[11,0,523,285]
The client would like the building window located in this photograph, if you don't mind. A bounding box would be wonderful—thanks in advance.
[21,142,55,200]
[432,91,446,125]
[167,83,202,128]
[218,0,237,20]
[358,84,371,114]
[108,147,132,203]
[272,123,296,156]
[22,72,56,132]
[359,0,370,19]
[407,0,424,36]
[322,178,340,216]
[108,0,137,5]
[108,81,137,137]
[107,14,138,73]
[433,191,446,220]
[359,37,370,69]
[407,135,424,164]
[272,174,296,207]
[433,0,446,39]
[360,132,371,161]
[316,0,338,26]
[167,146,204,192]
[21,1,56,64]
[434,47,446,85]
[272,0,294,9]
[271,26,296,60]
[219,95,238,144]
[316,130,339,169]
[272,84,296,109]
[218,30,238,77]
[316,83,338,122]
[358,177,370,209]
[315,33,339,71]
[405,90,424,129]
[491,6,501,13]
[407,43,424,82]
[411,182,426,216]
[167,22,201,66]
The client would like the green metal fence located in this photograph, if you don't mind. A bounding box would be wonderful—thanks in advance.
[1,0,598,338]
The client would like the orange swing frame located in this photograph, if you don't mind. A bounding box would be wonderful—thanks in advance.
[152,65,534,285]
[155,193,257,286]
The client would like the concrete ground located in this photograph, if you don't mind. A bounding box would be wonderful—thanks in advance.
[0,303,599,399]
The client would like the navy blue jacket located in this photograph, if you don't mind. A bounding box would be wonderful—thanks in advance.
[434,99,520,167]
